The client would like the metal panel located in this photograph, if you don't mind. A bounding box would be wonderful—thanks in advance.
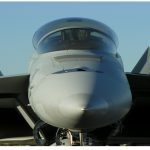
[0,74,30,94]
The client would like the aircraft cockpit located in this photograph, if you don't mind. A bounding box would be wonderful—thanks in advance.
[32,18,118,54]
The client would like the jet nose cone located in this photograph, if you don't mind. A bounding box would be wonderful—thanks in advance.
[31,72,131,130]
[59,94,109,126]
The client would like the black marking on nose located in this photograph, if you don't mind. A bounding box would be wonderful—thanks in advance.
[77,69,86,71]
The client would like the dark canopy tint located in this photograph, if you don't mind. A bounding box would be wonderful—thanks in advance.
[33,18,118,54]
[37,28,116,54]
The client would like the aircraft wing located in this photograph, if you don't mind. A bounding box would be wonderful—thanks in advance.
[0,74,29,94]
[0,74,37,145]
[126,73,150,101]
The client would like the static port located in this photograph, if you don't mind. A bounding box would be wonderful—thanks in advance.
[77,69,86,71]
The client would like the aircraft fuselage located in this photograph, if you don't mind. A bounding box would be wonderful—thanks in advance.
[26,17,132,133]
[27,50,132,132]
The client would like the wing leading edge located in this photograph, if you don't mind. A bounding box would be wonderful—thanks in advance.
[0,74,37,144]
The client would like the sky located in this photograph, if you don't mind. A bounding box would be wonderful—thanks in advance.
[0,2,150,75]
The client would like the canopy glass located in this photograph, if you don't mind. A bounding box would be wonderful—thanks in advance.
[33,18,118,54]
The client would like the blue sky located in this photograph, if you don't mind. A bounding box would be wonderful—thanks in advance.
[0,2,150,75]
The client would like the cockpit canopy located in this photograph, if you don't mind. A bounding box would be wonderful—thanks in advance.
[33,18,118,54]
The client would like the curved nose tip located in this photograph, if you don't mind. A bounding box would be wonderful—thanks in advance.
[59,93,109,122]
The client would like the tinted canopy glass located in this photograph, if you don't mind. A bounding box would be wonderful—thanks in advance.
[37,28,116,54]
[33,18,118,54]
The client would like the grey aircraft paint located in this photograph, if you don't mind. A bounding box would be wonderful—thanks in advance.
[27,18,132,133]
[132,45,150,74]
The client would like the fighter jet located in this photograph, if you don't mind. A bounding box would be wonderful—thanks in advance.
[0,17,150,146]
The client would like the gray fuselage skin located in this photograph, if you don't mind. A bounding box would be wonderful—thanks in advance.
[27,50,132,133]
